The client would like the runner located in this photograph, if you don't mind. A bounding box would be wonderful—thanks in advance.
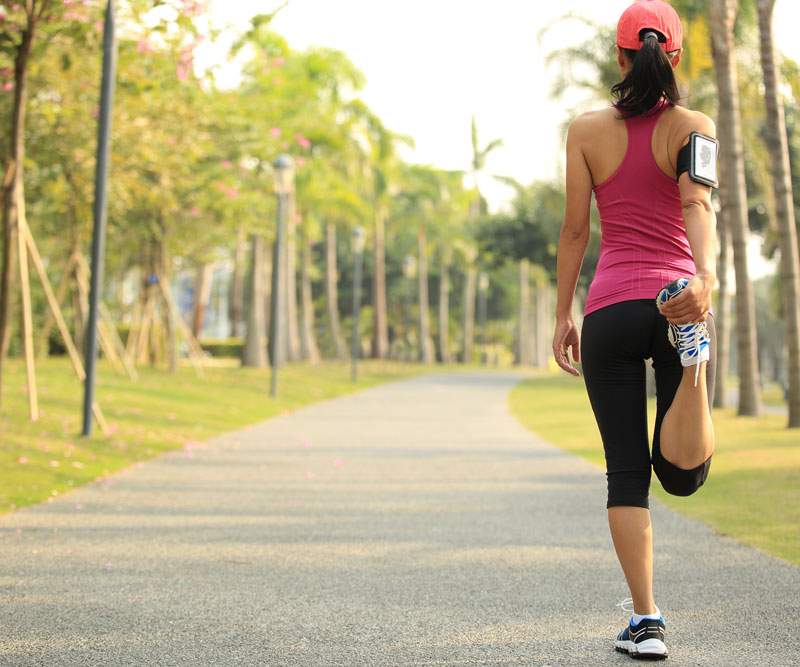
[552,0,718,659]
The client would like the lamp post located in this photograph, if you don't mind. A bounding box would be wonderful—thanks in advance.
[478,271,489,366]
[350,227,366,382]
[82,0,117,436]
[270,155,293,397]
[403,255,417,362]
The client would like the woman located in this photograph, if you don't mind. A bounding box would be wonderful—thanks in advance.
[552,0,717,660]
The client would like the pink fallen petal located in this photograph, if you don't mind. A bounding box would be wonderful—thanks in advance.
[305,471,314,479]
[17,456,27,464]
[49,460,60,467]
[333,459,343,467]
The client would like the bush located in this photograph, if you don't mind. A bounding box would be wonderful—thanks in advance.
[199,337,244,358]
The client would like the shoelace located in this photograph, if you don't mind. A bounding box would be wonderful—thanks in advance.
[617,597,635,614]
[675,323,706,387]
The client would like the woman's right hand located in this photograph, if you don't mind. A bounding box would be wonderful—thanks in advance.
[553,316,581,377]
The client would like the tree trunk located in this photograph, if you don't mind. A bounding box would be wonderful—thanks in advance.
[713,203,732,409]
[461,266,477,363]
[191,262,213,339]
[299,221,320,364]
[417,225,434,363]
[438,245,452,364]
[286,191,301,361]
[371,203,389,358]
[708,0,762,416]
[325,222,347,359]
[757,0,800,427]
[242,235,267,367]
[230,226,246,337]
[0,25,35,402]
[517,259,530,366]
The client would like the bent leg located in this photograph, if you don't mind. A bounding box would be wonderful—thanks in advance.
[652,316,716,494]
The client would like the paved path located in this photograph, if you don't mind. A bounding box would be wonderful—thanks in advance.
[0,372,798,666]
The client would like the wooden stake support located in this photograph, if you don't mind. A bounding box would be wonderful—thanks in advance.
[22,224,109,434]
[156,272,206,379]
[16,196,38,422]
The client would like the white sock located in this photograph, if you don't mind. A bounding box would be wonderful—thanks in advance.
[631,607,661,625]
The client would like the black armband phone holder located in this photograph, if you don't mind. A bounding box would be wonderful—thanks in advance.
[676,132,719,188]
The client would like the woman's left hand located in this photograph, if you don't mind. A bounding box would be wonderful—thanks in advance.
[657,272,714,324]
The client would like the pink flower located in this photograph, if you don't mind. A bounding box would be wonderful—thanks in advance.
[227,186,239,199]
[273,56,285,67]
[292,213,302,223]
[295,157,305,167]
[3,82,13,92]
[136,40,152,54]
[49,460,60,467]
[221,159,232,169]
[188,207,201,218]
[17,456,27,464]
[94,20,103,32]
[295,133,311,149]
[269,127,281,138]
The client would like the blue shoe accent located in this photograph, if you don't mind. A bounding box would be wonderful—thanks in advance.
[656,278,710,383]
[615,616,668,660]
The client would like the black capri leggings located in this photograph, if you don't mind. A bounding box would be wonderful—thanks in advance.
[581,299,715,509]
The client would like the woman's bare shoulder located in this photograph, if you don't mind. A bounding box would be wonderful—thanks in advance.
[569,107,618,137]
[667,106,716,139]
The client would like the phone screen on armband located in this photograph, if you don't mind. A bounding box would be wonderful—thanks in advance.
[691,133,718,188]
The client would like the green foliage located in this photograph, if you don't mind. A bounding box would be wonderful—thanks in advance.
[199,337,243,358]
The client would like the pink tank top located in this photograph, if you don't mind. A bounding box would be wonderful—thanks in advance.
[584,104,696,316]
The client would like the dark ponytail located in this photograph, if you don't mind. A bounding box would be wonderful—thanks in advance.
[611,30,681,117]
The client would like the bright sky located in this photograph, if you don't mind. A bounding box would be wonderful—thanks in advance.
[195,0,800,277]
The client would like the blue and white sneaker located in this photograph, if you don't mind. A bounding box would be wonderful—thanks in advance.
[615,616,668,660]
[656,278,710,386]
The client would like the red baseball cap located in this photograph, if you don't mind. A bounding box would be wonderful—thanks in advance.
[617,0,683,53]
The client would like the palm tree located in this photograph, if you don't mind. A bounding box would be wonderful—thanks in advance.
[707,0,763,416]
[464,116,502,363]
[756,0,800,427]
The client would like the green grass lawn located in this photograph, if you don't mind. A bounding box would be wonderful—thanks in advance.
[510,374,800,567]
[0,356,422,515]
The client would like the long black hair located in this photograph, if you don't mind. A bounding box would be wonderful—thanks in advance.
[611,29,681,117]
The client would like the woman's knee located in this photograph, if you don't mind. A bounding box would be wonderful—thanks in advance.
[653,449,712,497]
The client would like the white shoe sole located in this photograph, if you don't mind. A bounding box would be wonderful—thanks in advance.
[616,637,668,660]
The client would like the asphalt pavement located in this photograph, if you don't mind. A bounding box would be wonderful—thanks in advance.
[0,372,797,666]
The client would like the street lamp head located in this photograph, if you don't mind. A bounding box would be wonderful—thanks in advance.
[273,154,294,194]
[351,226,367,255]
[478,272,489,291]
[403,254,417,279]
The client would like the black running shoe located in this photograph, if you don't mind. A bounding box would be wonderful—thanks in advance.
[615,616,668,660]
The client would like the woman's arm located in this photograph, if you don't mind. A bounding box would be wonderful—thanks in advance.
[658,114,717,324]
[553,118,593,376]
